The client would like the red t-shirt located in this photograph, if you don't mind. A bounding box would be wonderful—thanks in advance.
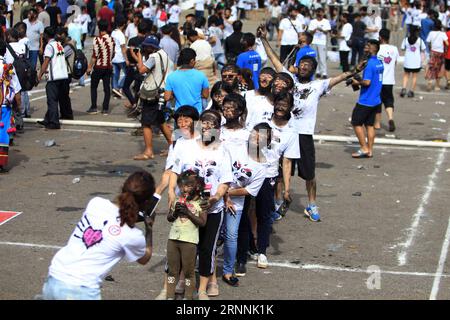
[98,6,114,33]
[445,31,450,60]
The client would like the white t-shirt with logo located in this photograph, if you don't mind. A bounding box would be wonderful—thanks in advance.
[143,7,153,19]
[125,23,138,40]
[245,93,274,131]
[195,0,205,11]
[426,31,449,53]
[279,18,304,46]
[48,197,146,289]
[284,68,330,135]
[111,29,126,63]
[401,37,426,69]
[168,5,182,24]
[171,138,234,214]
[309,18,331,46]
[377,44,399,85]
[339,23,353,51]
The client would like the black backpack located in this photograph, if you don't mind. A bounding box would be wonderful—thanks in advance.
[6,43,37,91]
[71,49,88,80]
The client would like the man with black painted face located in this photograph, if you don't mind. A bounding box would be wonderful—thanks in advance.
[259,23,367,223]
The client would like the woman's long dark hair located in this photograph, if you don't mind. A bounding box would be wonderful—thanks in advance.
[408,25,419,45]
[210,81,227,112]
[117,171,155,228]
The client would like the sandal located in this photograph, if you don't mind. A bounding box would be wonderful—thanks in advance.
[133,153,154,161]
[351,149,372,159]
[159,149,169,157]
[206,282,219,297]
[197,291,209,300]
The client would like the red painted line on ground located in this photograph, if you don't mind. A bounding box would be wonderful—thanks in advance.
[0,211,22,226]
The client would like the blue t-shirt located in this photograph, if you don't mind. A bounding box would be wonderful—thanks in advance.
[236,50,262,90]
[165,68,209,113]
[420,18,434,41]
[294,45,317,67]
[358,56,384,107]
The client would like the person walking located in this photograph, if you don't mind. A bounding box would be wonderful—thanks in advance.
[111,17,128,99]
[37,26,73,130]
[425,20,448,91]
[86,19,115,115]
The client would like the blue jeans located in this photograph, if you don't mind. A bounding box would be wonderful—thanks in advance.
[88,17,96,37]
[21,91,30,116]
[42,275,101,300]
[112,62,126,89]
[29,50,39,70]
[222,207,243,275]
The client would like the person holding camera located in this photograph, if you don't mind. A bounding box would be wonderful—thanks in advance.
[40,170,156,300]
[133,35,174,160]
[350,39,384,159]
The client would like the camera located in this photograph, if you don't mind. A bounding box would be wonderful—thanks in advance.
[345,73,362,91]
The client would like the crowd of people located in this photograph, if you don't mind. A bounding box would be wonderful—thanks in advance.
[0,0,447,300]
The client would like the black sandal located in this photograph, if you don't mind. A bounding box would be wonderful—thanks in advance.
[222,275,239,287]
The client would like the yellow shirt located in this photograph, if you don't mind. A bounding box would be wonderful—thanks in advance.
[168,200,202,245]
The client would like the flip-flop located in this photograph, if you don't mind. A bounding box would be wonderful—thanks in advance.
[159,149,169,157]
[352,149,371,159]
[133,153,154,161]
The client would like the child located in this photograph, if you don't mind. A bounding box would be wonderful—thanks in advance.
[166,170,207,300]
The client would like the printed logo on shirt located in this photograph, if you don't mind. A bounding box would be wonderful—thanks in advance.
[232,161,253,185]
[108,225,121,236]
[410,46,417,52]
[383,56,392,64]
[73,215,107,249]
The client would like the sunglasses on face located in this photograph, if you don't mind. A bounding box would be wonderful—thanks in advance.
[222,74,237,79]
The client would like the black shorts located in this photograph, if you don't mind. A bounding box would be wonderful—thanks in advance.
[379,85,394,112]
[141,99,165,127]
[291,134,315,181]
[351,103,379,126]
[445,59,450,71]
[403,67,421,73]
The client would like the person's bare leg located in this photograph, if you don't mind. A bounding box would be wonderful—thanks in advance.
[198,276,209,295]
[374,113,382,129]
[160,122,173,145]
[411,73,418,91]
[155,170,171,195]
[385,107,394,121]
[353,125,369,153]
[134,126,154,159]
[306,178,317,204]
[402,72,409,90]
[366,125,376,156]
[436,77,442,90]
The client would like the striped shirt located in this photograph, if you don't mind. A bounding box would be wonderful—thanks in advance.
[92,33,115,69]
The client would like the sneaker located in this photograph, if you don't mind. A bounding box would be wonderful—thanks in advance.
[112,88,124,98]
[407,90,414,98]
[175,280,185,294]
[400,88,406,97]
[257,254,268,269]
[86,108,98,114]
[272,211,283,222]
[206,282,219,297]
[155,289,167,300]
[304,204,321,222]
[388,119,396,132]
[278,198,291,217]
[235,263,247,277]
[101,109,109,115]
[248,250,259,261]
[36,120,48,127]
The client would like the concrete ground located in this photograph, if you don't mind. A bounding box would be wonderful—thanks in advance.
[1,9,450,301]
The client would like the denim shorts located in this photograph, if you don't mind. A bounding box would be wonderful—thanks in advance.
[42,275,101,300]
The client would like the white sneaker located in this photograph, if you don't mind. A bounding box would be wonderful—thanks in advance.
[155,289,167,300]
[248,251,259,261]
[257,254,268,269]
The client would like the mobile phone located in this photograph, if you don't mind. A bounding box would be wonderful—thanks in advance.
[137,193,162,222]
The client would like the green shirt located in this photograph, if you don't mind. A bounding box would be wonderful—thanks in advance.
[168,200,202,245]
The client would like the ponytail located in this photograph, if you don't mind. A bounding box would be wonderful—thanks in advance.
[117,171,156,228]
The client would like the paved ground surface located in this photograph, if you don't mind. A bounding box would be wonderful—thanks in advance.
[1,9,450,300]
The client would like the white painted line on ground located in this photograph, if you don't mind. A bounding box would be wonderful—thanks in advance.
[29,79,92,95]
[429,216,450,300]
[394,86,449,96]
[24,118,141,128]
[0,212,22,226]
[397,133,449,266]
[1,240,450,279]
[60,128,129,135]
[29,82,91,101]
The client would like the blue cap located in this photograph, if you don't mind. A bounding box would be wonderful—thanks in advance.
[142,35,160,49]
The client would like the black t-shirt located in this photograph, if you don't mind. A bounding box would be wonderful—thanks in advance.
[127,36,146,65]
[46,6,62,27]
[351,20,366,39]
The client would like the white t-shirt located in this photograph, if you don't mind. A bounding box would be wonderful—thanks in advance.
[111,29,126,63]
[279,18,304,46]
[171,138,234,214]
[258,120,300,177]
[411,8,423,27]
[125,23,138,40]
[195,0,205,11]
[309,18,331,46]
[401,37,426,69]
[285,68,330,135]
[270,5,282,18]
[5,42,27,64]
[190,39,214,61]
[339,23,353,51]
[427,31,448,53]
[79,13,91,34]
[168,5,182,23]
[48,197,146,289]
[142,7,153,19]
[366,15,382,40]
[377,44,399,85]
[208,26,224,54]
[245,93,274,130]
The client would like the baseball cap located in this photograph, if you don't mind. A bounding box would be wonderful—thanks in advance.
[142,35,160,49]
